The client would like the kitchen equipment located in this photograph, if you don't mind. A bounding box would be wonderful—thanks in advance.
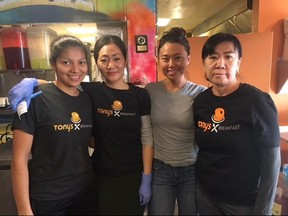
[0,70,56,97]
[0,26,31,70]
[0,34,6,70]
[26,26,58,69]
[0,97,9,107]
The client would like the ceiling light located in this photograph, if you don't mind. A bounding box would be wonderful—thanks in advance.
[157,18,171,27]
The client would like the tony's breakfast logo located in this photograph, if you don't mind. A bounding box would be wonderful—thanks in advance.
[53,112,90,132]
[97,100,136,117]
[198,108,240,133]
[112,100,123,117]
[211,108,225,123]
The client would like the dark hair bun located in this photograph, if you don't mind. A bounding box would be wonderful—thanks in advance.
[158,26,190,55]
[164,27,187,38]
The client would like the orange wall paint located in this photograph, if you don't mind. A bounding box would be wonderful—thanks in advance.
[253,0,288,124]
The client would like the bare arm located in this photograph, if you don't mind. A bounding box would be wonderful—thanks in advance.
[11,129,34,215]
[37,79,49,85]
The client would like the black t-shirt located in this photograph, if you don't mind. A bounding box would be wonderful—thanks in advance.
[12,83,94,200]
[193,83,280,205]
[82,82,151,176]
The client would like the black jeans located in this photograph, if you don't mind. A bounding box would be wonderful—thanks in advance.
[94,172,145,215]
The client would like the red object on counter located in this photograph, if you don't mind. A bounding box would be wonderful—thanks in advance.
[0,27,31,70]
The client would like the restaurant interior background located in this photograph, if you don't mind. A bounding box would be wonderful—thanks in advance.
[0,0,288,215]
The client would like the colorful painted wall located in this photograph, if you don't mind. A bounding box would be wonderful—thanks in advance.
[0,0,157,85]
[97,0,157,84]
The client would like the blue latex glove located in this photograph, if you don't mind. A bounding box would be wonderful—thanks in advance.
[8,78,39,112]
[139,172,152,206]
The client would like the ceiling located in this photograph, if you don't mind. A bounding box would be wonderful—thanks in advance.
[43,0,247,40]
[157,0,237,37]
[2,0,250,47]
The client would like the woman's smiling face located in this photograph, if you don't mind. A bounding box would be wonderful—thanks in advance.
[52,46,88,88]
[158,42,190,82]
[96,43,126,84]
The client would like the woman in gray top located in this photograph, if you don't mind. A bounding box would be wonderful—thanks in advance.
[145,27,206,215]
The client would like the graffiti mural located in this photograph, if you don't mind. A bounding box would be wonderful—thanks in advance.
[0,0,157,84]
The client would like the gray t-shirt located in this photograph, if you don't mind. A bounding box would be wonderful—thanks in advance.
[145,81,206,167]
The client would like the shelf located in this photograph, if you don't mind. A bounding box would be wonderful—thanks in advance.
[0,69,51,73]
[277,60,288,94]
